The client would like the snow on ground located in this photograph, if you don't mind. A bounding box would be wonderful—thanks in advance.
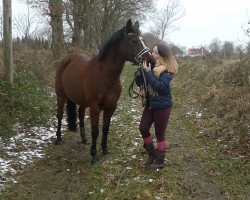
[0,98,143,191]
[0,117,66,191]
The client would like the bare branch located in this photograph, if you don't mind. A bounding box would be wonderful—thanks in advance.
[152,0,185,41]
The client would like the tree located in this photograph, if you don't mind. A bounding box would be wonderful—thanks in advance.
[168,43,184,56]
[0,6,3,40]
[3,0,13,84]
[13,0,46,39]
[28,0,65,58]
[71,0,84,48]
[151,0,185,41]
[243,20,250,37]
[222,41,234,59]
[242,9,250,38]
[93,0,154,49]
[49,0,65,60]
[62,0,154,49]
[64,0,94,49]
[21,0,155,53]
[246,41,250,57]
[209,38,222,58]
[142,32,163,49]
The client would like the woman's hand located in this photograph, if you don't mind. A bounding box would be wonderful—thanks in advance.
[142,60,151,72]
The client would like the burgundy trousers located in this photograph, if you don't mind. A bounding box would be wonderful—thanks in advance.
[139,107,171,142]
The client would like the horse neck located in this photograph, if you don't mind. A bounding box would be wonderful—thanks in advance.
[101,49,126,81]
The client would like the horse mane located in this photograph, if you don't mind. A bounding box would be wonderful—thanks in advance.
[97,26,126,61]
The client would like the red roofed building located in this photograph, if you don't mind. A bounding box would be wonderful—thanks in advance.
[187,47,209,57]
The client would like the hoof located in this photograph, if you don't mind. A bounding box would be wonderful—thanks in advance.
[91,157,100,165]
[82,139,90,145]
[55,139,63,145]
[102,149,109,156]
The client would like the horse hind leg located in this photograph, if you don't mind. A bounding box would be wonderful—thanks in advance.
[66,98,77,131]
[78,106,89,144]
[55,95,66,145]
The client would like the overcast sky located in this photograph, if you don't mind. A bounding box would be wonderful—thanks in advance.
[154,0,250,48]
[7,0,250,49]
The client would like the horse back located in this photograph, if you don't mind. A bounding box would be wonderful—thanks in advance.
[55,53,91,104]
[56,53,90,79]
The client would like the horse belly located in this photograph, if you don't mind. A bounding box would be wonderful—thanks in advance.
[62,65,86,105]
[101,86,122,110]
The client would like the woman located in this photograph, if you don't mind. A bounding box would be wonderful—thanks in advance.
[135,44,178,169]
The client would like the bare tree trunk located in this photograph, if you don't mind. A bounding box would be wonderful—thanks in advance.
[3,0,13,84]
[83,0,94,50]
[72,0,80,47]
[49,0,65,60]
[72,0,85,48]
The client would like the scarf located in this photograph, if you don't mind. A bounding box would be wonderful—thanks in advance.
[140,58,168,106]
[152,58,168,78]
[148,58,168,96]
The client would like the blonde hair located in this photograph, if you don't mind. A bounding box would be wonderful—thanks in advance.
[165,56,178,74]
[154,44,178,74]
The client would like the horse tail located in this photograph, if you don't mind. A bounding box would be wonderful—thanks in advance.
[55,55,72,96]
[66,98,77,131]
[55,56,71,82]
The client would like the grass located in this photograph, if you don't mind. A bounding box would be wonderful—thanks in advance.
[172,57,250,199]
[0,61,249,199]
[0,65,54,139]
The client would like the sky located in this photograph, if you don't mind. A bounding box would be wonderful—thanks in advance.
[4,0,250,49]
[152,0,250,48]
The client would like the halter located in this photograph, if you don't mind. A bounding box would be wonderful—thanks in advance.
[129,46,151,99]
[134,47,150,65]
[128,62,149,100]
[124,32,151,64]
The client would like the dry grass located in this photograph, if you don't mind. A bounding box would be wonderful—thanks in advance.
[177,57,250,157]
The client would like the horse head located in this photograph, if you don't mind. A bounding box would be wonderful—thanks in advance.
[122,19,155,66]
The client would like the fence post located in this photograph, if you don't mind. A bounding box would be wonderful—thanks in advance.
[3,0,13,84]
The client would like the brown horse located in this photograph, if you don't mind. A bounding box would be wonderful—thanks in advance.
[55,19,153,164]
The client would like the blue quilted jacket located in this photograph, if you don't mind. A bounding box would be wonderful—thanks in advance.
[135,70,173,109]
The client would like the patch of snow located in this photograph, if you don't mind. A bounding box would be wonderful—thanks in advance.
[186,110,203,119]
[100,188,105,193]
[0,117,66,191]
[133,176,140,181]
[148,179,154,183]
[195,112,202,118]
[125,166,133,170]
[133,142,138,146]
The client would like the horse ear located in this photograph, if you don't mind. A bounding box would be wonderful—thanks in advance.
[133,21,140,34]
[125,19,133,33]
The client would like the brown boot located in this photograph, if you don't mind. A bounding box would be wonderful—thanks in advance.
[143,143,155,167]
[150,149,166,169]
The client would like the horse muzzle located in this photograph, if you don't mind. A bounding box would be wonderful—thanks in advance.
[133,47,151,65]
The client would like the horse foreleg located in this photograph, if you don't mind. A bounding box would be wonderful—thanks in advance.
[55,95,66,145]
[102,109,115,155]
[78,106,89,144]
[89,106,101,164]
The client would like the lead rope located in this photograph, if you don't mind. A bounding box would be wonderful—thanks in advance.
[128,63,148,99]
